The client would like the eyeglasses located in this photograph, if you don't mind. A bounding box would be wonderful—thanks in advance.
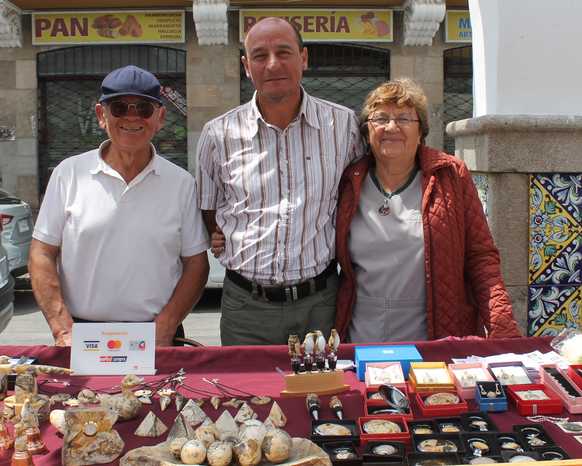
[107,100,158,119]
[367,116,420,127]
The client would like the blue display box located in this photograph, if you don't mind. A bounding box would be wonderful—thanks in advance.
[354,345,423,381]
[476,381,508,412]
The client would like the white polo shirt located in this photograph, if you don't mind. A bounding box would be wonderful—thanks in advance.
[33,141,210,322]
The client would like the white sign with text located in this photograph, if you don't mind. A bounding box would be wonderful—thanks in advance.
[71,322,156,375]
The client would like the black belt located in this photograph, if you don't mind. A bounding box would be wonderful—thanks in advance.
[226,262,336,303]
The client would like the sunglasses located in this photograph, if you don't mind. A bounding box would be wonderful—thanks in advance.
[107,100,158,119]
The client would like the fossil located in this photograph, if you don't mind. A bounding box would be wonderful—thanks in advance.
[134,411,168,437]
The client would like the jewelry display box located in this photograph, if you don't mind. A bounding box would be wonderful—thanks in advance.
[311,419,360,447]
[411,432,465,455]
[415,390,468,417]
[513,423,556,451]
[566,363,582,390]
[540,364,582,413]
[459,432,501,460]
[364,386,412,420]
[406,452,460,465]
[505,383,562,416]
[460,412,499,433]
[364,362,406,389]
[487,361,533,386]
[357,415,410,447]
[475,381,508,412]
[448,362,494,399]
[362,440,406,464]
[320,440,361,466]
[408,362,455,393]
[354,345,422,381]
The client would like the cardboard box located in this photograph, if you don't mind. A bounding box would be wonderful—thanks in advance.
[354,345,422,381]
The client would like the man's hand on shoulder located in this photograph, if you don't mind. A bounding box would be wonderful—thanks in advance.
[210,226,225,258]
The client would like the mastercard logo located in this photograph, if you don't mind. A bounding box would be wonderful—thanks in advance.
[107,339,122,350]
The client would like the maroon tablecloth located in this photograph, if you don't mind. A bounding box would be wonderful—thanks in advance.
[0,336,579,465]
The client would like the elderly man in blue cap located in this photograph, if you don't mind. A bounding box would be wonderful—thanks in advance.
[29,65,210,346]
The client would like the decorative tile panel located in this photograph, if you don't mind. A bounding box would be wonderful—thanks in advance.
[528,174,582,336]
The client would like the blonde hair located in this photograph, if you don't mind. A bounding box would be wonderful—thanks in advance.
[360,78,429,144]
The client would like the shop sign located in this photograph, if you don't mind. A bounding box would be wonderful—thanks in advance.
[445,10,472,43]
[32,10,185,45]
[239,9,393,43]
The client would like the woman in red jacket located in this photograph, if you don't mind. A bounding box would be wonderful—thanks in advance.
[335,79,521,342]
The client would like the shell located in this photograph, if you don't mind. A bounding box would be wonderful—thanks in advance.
[63,398,80,408]
[50,409,66,434]
[159,395,171,411]
[267,401,287,427]
[195,424,218,447]
[234,438,262,466]
[133,389,152,398]
[169,437,188,459]
[158,388,176,397]
[78,389,98,404]
[223,398,243,409]
[250,396,271,406]
[210,396,221,410]
[207,441,233,466]
[138,396,152,405]
[121,374,143,389]
[262,428,292,463]
[180,439,207,464]
[98,392,142,421]
[239,419,267,445]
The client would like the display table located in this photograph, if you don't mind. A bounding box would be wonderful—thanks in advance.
[1,336,580,465]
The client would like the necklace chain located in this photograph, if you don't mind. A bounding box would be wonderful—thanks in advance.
[370,165,419,216]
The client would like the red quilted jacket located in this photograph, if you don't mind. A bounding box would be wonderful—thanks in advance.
[334,145,522,341]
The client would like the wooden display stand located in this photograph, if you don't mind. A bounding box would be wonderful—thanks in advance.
[280,371,350,397]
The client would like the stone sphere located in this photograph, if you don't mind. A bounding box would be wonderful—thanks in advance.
[262,429,292,463]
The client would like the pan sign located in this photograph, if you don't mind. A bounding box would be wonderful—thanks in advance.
[32,10,185,45]
[240,9,393,43]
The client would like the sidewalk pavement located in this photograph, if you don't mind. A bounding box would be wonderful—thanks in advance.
[1,290,222,346]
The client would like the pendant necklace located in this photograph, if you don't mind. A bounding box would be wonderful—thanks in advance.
[370,165,419,216]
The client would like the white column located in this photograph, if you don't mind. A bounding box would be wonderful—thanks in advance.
[469,0,582,116]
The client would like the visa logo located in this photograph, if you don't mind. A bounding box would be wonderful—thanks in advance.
[83,340,99,350]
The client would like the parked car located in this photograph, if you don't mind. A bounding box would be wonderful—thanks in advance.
[0,241,15,333]
[0,189,33,277]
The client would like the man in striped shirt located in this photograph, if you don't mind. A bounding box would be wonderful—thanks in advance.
[196,17,364,345]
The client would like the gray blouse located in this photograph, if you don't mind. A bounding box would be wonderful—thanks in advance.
[348,170,427,343]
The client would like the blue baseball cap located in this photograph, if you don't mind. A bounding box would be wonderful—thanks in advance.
[99,65,163,104]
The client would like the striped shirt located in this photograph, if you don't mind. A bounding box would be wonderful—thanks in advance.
[196,91,364,285]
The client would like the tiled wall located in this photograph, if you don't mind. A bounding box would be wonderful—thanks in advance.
[528,174,582,336]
